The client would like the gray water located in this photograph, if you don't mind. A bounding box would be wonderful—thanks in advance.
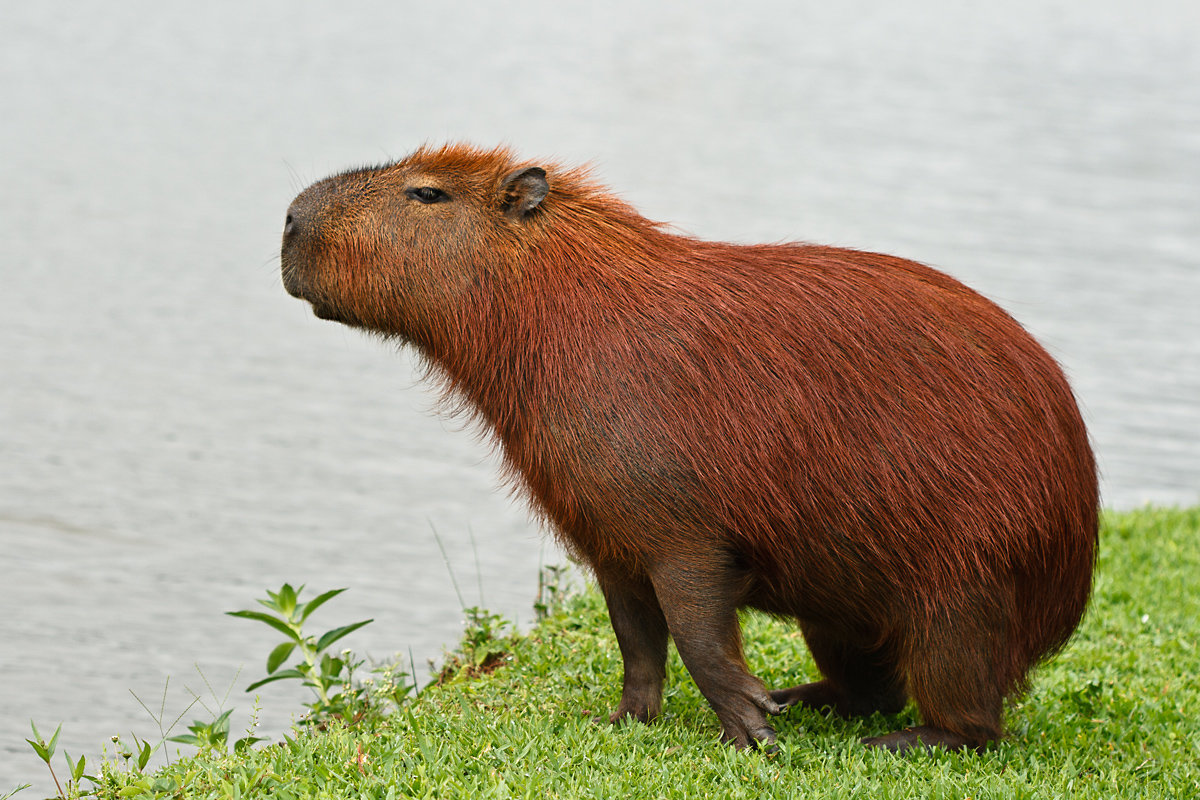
[2,0,1198,791]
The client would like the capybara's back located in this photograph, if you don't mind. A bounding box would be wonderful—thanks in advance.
[281,144,1099,752]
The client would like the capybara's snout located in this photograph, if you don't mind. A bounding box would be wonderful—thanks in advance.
[279,204,314,304]
[279,181,345,313]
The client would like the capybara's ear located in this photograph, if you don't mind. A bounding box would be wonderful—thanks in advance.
[500,166,549,218]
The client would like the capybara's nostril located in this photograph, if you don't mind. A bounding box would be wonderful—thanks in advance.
[284,213,296,236]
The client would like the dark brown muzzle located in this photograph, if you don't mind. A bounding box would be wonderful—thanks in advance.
[280,195,321,303]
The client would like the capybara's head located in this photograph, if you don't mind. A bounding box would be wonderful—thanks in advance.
[281,145,549,341]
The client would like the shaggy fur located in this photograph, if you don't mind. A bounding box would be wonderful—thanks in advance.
[281,143,1099,752]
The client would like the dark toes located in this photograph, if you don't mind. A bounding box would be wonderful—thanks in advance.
[771,680,907,717]
[769,681,843,714]
[722,723,778,751]
[609,706,653,725]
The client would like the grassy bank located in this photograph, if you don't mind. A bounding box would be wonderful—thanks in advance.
[23,507,1200,798]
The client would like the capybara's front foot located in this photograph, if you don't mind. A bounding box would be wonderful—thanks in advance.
[721,720,778,751]
[712,690,782,750]
[863,726,988,754]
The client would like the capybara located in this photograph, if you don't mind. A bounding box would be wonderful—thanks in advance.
[281,143,1099,752]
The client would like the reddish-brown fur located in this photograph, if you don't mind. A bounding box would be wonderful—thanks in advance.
[281,143,1099,752]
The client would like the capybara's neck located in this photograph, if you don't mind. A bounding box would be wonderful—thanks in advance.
[420,192,689,433]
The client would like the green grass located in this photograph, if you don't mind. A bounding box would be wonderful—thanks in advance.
[43,508,1200,798]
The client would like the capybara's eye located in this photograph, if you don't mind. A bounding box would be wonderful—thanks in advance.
[406,186,449,204]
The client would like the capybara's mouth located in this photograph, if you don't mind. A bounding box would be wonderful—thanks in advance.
[281,261,325,307]
[283,267,340,321]
[281,260,351,323]
[283,280,307,302]
[310,302,346,322]
[280,260,306,299]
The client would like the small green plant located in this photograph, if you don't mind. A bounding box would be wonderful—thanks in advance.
[227,583,375,724]
[461,606,512,662]
[113,734,153,773]
[359,659,418,710]
[128,675,199,765]
[130,667,267,761]
[101,735,179,798]
[438,606,515,684]
[25,721,91,799]
[167,707,265,754]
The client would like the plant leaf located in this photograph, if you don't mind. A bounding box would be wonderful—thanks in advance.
[256,595,281,613]
[267,641,297,674]
[234,736,267,755]
[65,751,87,782]
[226,610,302,643]
[278,583,298,618]
[320,653,345,676]
[212,708,233,733]
[25,739,50,764]
[152,777,179,793]
[46,723,62,758]
[245,669,306,692]
[315,619,373,653]
[298,588,348,624]
[167,734,201,746]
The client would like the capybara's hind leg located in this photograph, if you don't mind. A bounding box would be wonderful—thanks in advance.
[771,621,907,718]
[650,559,780,749]
[864,726,986,753]
[599,571,669,723]
[865,617,1004,753]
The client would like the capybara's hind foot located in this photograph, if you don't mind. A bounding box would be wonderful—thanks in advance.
[608,694,661,724]
[770,681,839,713]
[863,726,988,754]
[770,680,906,718]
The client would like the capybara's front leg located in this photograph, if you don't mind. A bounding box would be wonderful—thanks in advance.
[599,572,669,723]
[650,560,780,748]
